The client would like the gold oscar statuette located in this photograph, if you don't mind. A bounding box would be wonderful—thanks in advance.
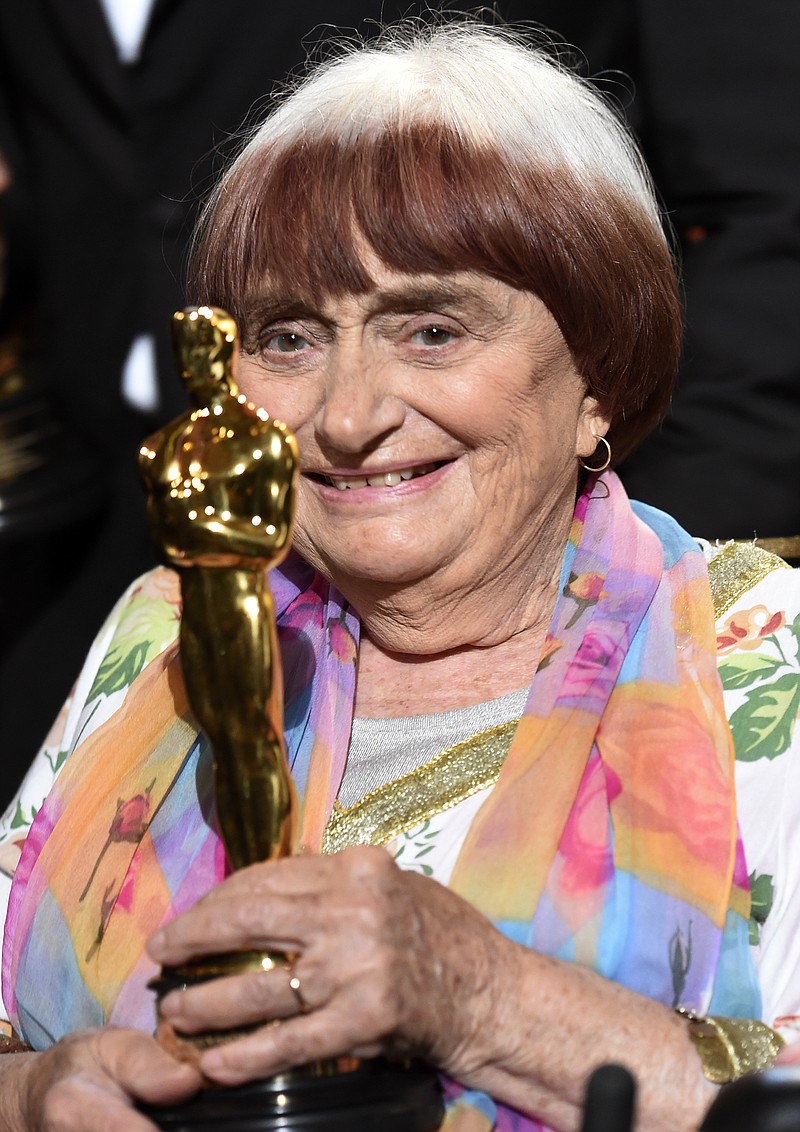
[140,305,297,868]
[139,306,300,1036]
[138,306,444,1132]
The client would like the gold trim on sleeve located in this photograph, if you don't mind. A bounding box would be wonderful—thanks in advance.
[678,1010,784,1084]
[707,542,791,620]
[321,719,519,855]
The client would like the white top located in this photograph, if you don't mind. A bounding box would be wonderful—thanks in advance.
[97,0,155,63]
[96,0,161,413]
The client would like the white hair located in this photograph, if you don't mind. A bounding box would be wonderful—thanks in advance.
[246,23,661,225]
[194,21,682,461]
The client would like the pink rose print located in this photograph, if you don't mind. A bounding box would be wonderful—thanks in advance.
[536,634,563,673]
[327,609,357,667]
[569,573,606,602]
[110,794,152,841]
[563,625,627,700]
[563,572,607,628]
[135,566,182,608]
[115,849,144,915]
[80,777,156,902]
[558,757,619,895]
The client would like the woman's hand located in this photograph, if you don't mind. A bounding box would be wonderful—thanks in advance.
[1,1028,202,1132]
[146,846,515,1088]
[147,846,719,1132]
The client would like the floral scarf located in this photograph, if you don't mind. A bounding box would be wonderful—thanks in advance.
[2,473,758,1128]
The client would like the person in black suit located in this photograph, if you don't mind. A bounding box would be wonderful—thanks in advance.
[0,0,455,797]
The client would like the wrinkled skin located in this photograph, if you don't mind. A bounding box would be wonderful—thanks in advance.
[147,847,515,1088]
[0,848,717,1132]
[144,847,715,1132]
[0,1028,201,1132]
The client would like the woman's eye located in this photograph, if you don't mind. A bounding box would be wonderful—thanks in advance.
[261,332,310,354]
[412,326,455,347]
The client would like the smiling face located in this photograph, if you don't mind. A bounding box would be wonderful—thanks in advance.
[236,258,608,633]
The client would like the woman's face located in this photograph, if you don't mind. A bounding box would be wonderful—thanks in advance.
[237,258,608,603]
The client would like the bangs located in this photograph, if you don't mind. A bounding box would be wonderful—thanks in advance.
[191,121,681,461]
[195,122,624,334]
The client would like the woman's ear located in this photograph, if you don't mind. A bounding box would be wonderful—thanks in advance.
[575,395,612,461]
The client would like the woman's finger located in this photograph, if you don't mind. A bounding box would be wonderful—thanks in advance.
[159,965,309,1032]
[94,1027,203,1105]
[148,889,319,962]
[24,1028,202,1132]
[40,1081,166,1132]
[147,845,506,1080]
[197,1009,385,1086]
[148,848,396,964]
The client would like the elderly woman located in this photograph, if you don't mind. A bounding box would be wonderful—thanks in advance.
[1,22,799,1132]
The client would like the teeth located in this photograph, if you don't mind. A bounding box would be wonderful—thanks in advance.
[332,477,367,490]
[326,463,437,489]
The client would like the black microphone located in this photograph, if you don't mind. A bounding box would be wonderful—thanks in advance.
[580,1064,636,1132]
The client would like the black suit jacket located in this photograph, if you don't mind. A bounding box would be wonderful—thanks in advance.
[1,0,441,441]
[620,0,800,538]
[0,0,465,788]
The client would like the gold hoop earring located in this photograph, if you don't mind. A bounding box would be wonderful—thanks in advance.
[579,435,611,473]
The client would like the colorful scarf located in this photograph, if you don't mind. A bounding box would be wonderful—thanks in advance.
[3,473,758,1127]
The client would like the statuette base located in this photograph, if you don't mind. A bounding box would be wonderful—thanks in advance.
[139,1056,444,1131]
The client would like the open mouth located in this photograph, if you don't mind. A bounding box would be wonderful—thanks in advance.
[309,461,447,491]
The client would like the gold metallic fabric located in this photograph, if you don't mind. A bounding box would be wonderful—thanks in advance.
[680,1011,785,1084]
[707,542,791,620]
[322,719,519,854]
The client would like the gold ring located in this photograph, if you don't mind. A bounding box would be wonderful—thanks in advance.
[288,965,308,1013]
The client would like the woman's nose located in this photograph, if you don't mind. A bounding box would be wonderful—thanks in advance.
[314,356,406,455]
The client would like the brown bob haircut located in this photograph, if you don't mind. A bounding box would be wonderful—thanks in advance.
[189,23,682,464]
